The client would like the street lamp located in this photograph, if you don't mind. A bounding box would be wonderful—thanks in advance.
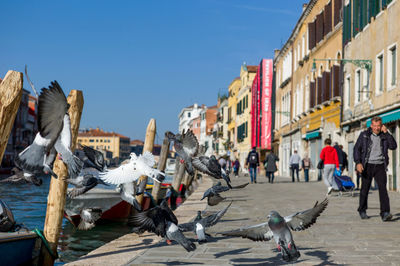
[311,58,372,74]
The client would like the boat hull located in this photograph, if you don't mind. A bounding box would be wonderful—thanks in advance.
[0,232,38,265]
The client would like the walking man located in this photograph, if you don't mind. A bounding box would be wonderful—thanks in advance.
[301,155,312,182]
[289,150,301,182]
[246,147,259,184]
[354,116,397,221]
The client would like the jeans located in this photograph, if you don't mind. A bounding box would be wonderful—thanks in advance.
[290,164,299,182]
[358,163,390,216]
[304,169,309,182]
[266,172,275,183]
[249,167,257,183]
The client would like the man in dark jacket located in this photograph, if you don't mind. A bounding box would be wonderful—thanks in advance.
[246,147,259,184]
[354,116,397,221]
[334,142,345,171]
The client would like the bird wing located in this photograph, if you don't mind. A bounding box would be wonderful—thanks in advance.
[208,157,222,176]
[192,157,213,176]
[178,221,195,232]
[82,145,104,170]
[207,193,225,206]
[99,160,141,185]
[232,182,249,189]
[285,198,329,231]
[54,115,83,178]
[166,222,196,252]
[213,185,230,193]
[127,207,158,233]
[204,201,232,227]
[38,81,68,145]
[140,152,155,167]
[219,222,273,242]
[181,130,199,157]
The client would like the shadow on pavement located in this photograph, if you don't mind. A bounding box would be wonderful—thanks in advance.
[304,248,341,266]
[214,248,251,258]
[152,261,204,265]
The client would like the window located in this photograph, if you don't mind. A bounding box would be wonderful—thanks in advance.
[376,53,384,93]
[89,139,94,142]
[302,35,305,59]
[363,69,369,100]
[345,76,351,108]
[388,45,397,87]
[188,112,191,118]
[355,69,361,104]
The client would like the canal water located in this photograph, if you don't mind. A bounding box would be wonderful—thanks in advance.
[0,176,133,264]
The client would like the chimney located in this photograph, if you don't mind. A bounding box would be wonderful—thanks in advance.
[302,3,308,12]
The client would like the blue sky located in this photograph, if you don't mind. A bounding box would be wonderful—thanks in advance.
[1,0,304,143]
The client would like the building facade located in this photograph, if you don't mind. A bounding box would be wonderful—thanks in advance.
[274,0,343,179]
[227,78,241,150]
[178,103,204,133]
[77,128,131,164]
[342,0,400,190]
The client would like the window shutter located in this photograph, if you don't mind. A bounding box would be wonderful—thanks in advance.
[332,65,340,97]
[316,12,324,44]
[334,0,342,26]
[317,77,323,105]
[353,0,360,37]
[324,2,332,36]
[308,21,316,50]
[310,81,316,108]
[382,0,388,8]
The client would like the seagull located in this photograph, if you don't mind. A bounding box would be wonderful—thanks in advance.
[165,130,198,176]
[99,152,165,185]
[77,207,102,230]
[219,198,328,263]
[128,200,196,252]
[0,167,43,186]
[14,81,83,180]
[192,155,232,188]
[179,202,232,243]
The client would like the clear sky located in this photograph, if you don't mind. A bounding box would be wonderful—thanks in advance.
[1,0,305,143]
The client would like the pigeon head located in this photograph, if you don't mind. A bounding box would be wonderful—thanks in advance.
[196,211,202,220]
[165,131,176,140]
[210,155,217,160]
[268,211,285,230]
[216,181,222,186]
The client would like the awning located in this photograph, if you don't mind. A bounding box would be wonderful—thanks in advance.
[305,130,320,140]
[366,109,400,127]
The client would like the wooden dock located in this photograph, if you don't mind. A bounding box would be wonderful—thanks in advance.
[65,176,212,266]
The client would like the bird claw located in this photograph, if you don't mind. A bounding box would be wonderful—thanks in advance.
[166,239,172,245]
[277,245,281,251]
[180,159,184,164]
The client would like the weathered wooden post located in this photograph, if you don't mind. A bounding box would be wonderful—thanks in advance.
[172,161,185,192]
[135,119,156,205]
[0,71,23,162]
[151,136,170,201]
[42,90,83,266]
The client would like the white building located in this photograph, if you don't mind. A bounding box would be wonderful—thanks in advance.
[178,103,204,133]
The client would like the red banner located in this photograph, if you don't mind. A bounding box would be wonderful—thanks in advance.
[261,59,273,150]
[251,70,259,147]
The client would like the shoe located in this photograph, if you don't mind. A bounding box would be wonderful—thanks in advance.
[359,212,369,219]
[254,180,257,183]
[326,186,333,195]
[382,212,392,222]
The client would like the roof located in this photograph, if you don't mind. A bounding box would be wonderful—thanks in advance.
[130,139,144,145]
[247,65,258,72]
[78,128,130,139]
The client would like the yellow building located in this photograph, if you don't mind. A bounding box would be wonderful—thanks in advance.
[227,77,241,149]
[274,0,343,179]
[236,64,257,168]
[342,0,400,190]
[77,128,131,163]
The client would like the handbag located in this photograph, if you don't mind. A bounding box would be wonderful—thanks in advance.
[317,159,324,170]
[264,161,268,169]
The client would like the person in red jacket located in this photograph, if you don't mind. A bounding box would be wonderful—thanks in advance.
[320,138,339,195]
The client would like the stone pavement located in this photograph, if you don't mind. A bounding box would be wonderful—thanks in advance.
[126,175,400,265]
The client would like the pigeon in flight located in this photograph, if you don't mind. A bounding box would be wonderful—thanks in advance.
[116,182,143,211]
[201,182,230,201]
[128,200,196,252]
[78,207,102,230]
[192,155,232,188]
[0,167,43,186]
[179,202,232,243]
[165,130,198,176]
[14,81,83,180]
[80,144,107,172]
[66,173,109,198]
[99,152,165,185]
[220,198,328,263]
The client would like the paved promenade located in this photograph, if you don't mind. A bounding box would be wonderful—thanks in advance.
[70,174,400,265]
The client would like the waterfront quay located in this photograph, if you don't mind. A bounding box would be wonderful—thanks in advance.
[67,175,400,265]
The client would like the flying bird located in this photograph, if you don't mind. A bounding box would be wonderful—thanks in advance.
[219,198,328,263]
[165,130,198,176]
[201,182,230,201]
[0,167,43,186]
[78,208,102,230]
[192,155,232,188]
[128,200,196,252]
[80,144,107,172]
[14,81,83,180]
[179,202,232,243]
[116,182,143,211]
[66,173,109,198]
[99,152,165,185]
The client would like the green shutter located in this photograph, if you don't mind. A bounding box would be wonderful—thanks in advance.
[382,0,387,8]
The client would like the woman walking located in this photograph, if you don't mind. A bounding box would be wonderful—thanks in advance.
[319,138,339,195]
[263,151,279,183]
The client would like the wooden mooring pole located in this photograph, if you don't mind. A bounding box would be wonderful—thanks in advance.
[42,90,84,266]
[172,160,185,192]
[0,71,23,162]
[151,135,170,202]
[135,119,156,205]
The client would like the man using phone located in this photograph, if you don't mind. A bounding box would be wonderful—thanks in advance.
[354,116,397,221]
